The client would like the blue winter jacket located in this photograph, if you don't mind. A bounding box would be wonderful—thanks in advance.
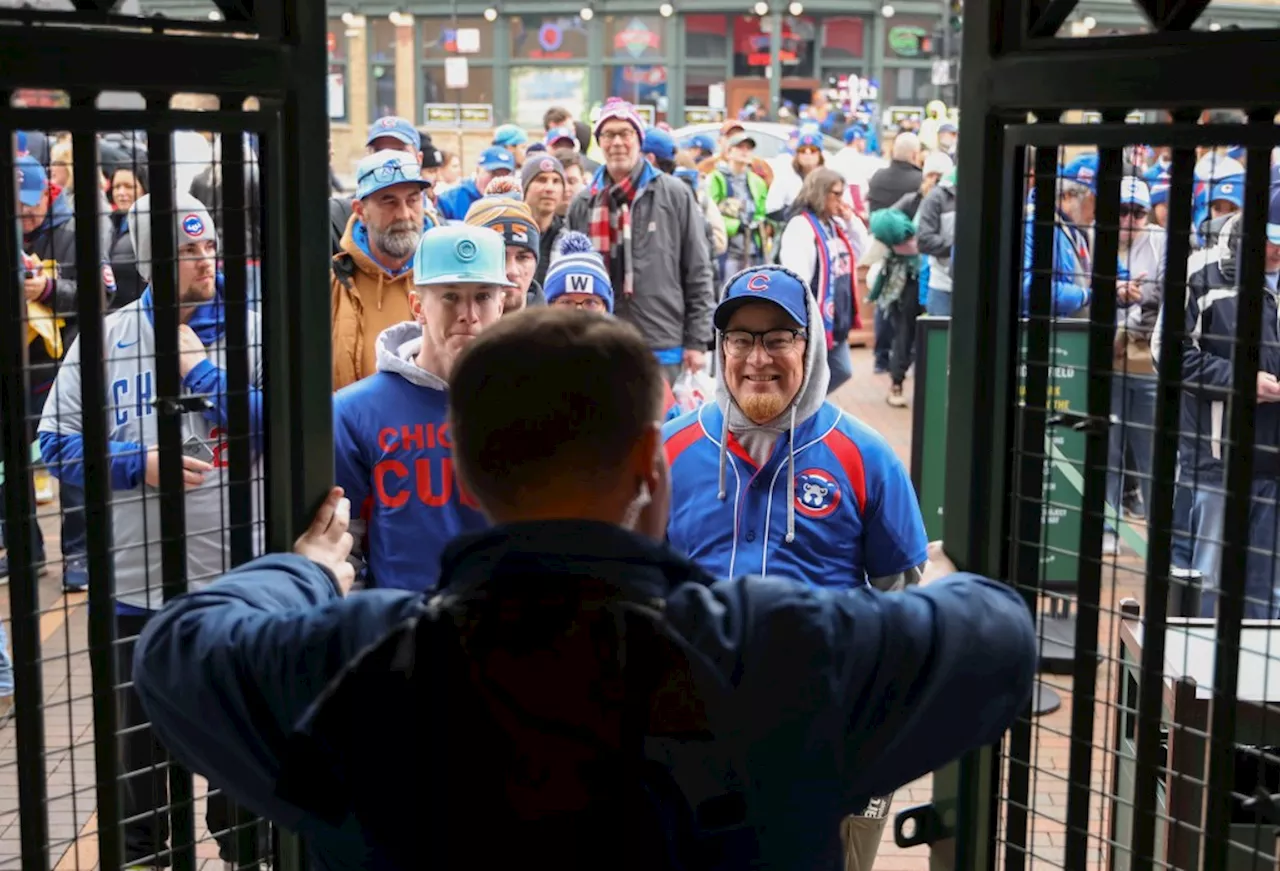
[1021,208,1093,316]
[435,179,482,222]
[132,521,1036,870]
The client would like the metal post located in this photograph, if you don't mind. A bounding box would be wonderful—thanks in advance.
[768,7,782,117]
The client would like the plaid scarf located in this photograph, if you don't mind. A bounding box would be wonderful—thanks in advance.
[587,159,657,298]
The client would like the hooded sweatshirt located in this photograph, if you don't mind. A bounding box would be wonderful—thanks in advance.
[333,322,488,593]
[37,278,266,612]
[663,283,928,590]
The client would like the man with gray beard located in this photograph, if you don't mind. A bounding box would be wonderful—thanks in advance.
[332,149,433,390]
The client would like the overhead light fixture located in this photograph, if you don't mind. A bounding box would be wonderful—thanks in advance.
[789,1,803,14]
[1083,15,1097,28]
[881,3,895,17]
[484,6,498,21]
[389,10,414,27]
[1208,19,1221,29]
[580,6,594,20]
[207,9,221,19]
[341,11,366,27]
[754,1,769,16]
[659,2,674,16]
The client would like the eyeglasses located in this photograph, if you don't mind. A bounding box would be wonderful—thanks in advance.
[551,296,608,312]
[599,129,638,145]
[722,329,807,358]
[357,161,416,188]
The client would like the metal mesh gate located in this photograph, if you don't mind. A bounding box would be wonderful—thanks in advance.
[915,0,1280,868]
[0,3,332,869]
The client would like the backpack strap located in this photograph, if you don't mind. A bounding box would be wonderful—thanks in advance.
[332,251,357,290]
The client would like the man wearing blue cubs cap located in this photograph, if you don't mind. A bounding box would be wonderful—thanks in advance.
[663,263,928,870]
[330,116,437,256]
[1170,186,1280,618]
[332,150,433,390]
[437,146,517,222]
[1020,151,1096,317]
[367,115,421,153]
[333,225,511,594]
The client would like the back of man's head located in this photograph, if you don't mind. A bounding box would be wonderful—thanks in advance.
[449,307,664,520]
[892,132,921,162]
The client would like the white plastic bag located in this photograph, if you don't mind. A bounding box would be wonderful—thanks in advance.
[672,367,715,413]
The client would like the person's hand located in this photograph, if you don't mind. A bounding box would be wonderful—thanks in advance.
[1117,281,1144,305]
[294,487,355,595]
[892,238,919,256]
[144,447,213,490]
[683,348,705,373]
[177,324,209,378]
[23,274,46,302]
[919,541,958,587]
[1258,372,1280,403]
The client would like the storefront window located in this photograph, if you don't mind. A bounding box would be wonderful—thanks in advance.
[684,68,726,120]
[369,18,398,118]
[604,15,665,61]
[685,14,730,61]
[421,65,496,110]
[822,16,866,60]
[327,18,348,121]
[732,15,816,78]
[510,14,590,59]
[420,17,494,59]
[883,16,939,59]
[879,66,933,108]
[510,66,589,129]
[606,66,668,122]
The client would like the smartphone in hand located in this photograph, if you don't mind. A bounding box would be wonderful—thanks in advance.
[181,434,216,464]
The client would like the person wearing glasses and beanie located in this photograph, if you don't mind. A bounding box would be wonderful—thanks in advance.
[663,264,928,871]
[331,149,433,391]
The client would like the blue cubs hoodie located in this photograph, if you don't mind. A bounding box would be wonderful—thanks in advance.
[333,321,488,592]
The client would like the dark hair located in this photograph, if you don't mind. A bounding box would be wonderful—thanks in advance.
[110,162,149,196]
[449,307,664,513]
[654,157,676,175]
[543,106,572,131]
[554,148,583,172]
[573,120,593,152]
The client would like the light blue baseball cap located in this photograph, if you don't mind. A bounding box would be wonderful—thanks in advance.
[366,116,421,150]
[355,150,431,200]
[413,224,516,288]
[492,123,529,147]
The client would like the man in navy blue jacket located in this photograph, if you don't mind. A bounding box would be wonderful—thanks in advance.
[133,306,1036,870]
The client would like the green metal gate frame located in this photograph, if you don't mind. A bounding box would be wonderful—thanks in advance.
[911,0,1280,867]
[0,2,333,868]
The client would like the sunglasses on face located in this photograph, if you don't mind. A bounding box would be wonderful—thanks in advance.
[1118,205,1148,219]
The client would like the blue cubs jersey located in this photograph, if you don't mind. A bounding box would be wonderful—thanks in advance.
[663,401,928,588]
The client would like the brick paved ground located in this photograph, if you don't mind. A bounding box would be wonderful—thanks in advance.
[0,345,1147,870]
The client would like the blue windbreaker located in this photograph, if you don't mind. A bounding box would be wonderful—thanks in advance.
[132,521,1037,870]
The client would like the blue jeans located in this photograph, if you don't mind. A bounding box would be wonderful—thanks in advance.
[0,621,12,696]
[926,288,952,316]
[828,340,853,394]
[873,307,894,369]
[1185,477,1280,619]
[1106,374,1157,530]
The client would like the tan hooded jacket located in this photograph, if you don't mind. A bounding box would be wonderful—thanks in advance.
[331,213,418,391]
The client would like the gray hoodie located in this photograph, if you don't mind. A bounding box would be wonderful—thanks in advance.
[713,266,831,544]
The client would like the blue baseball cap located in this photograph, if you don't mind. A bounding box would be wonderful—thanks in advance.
[1268,186,1280,246]
[682,133,716,155]
[478,146,516,173]
[1120,177,1150,210]
[642,128,676,162]
[492,124,529,148]
[366,116,421,151]
[1060,154,1098,192]
[843,125,868,144]
[413,224,516,288]
[714,266,809,331]
[796,132,823,151]
[354,150,431,201]
[545,126,579,150]
[15,155,47,207]
[1209,176,1244,209]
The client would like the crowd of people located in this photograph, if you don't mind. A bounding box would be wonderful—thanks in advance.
[0,93,1044,871]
